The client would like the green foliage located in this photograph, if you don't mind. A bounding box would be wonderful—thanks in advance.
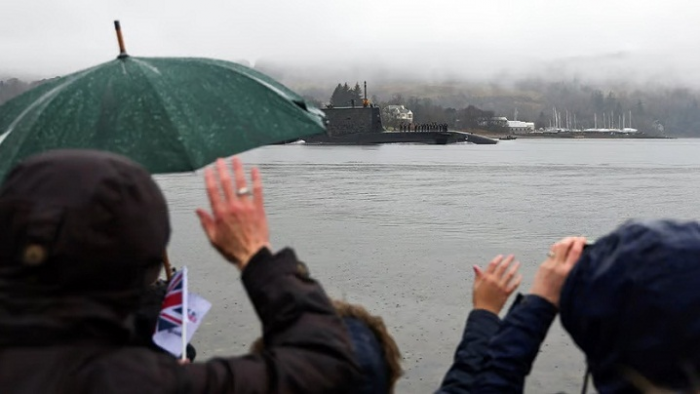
[329,81,363,106]
[536,111,547,129]
[353,83,363,101]
[8,73,700,136]
[372,94,500,131]
[324,79,700,135]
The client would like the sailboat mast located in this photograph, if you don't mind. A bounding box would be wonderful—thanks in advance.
[629,110,632,129]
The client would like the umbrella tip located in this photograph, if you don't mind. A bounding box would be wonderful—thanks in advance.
[114,20,129,59]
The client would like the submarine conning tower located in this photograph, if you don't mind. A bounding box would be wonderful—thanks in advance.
[322,106,383,136]
[322,80,383,136]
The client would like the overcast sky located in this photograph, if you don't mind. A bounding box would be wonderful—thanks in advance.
[2,0,699,84]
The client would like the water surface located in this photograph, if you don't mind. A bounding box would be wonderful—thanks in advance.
[157,139,700,393]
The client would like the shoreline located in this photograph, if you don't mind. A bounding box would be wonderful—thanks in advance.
[466,129,675,140]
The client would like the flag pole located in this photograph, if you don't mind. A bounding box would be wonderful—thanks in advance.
[181,266,188,361]
[163,251,173,281]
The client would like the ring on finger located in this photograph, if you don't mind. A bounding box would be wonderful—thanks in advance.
[236,187,252,197]
[547,251,555,259]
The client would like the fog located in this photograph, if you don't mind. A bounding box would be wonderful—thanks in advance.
[2,0,699,86]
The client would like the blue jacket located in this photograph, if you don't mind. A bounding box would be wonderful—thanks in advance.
[473,220,700,393]
[436,309,502,393]
[560,219,700,393]
[472,295,558,394]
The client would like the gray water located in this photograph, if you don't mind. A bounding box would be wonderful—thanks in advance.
[156,139,700,393]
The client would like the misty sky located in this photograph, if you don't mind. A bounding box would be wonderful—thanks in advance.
[2,0,700,84]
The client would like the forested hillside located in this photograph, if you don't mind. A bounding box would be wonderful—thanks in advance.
[4,71,700,136]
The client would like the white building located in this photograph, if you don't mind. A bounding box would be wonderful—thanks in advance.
[382,105,414,123]
[507,120,535,133]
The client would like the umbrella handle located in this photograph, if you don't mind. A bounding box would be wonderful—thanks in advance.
[163,250,173,281]
[114,20,128,59]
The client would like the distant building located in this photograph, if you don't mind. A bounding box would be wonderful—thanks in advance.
[382,105,414,123]
[479,116,509,128]
[507,120,535,133]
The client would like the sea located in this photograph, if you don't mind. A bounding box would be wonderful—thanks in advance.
[156,138,700,393]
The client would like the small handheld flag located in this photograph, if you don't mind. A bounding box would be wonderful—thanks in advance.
[152,267,211,360]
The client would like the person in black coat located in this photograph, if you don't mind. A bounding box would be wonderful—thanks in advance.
[133,276,197,361]
[0,150,359,394]
[251,299,404,393]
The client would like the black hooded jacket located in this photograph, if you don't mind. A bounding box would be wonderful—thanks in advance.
[0,150,359,393]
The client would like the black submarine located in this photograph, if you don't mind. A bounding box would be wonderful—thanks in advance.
[302,82,497,145]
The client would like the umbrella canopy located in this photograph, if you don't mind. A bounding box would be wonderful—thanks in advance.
[0,55,326,178]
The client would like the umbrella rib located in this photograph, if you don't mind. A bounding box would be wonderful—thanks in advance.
[131,58,198,171]
[194,58,321,124]
[0,65,107,182]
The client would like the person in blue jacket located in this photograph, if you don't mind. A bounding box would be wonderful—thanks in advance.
[437,254,523,393]
[472,236,585,393]
[475,220,700,393]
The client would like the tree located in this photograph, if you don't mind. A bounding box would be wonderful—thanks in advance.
[636,100,645,115]
[605,92,617,111]
[342,83,351,106]
[352,82,363,103]
[535,111,547,130]
[330,83,344,106]
[590,90,605,113]
[461,105,485,128]
[329,82,361,106]
[390,94,404,105]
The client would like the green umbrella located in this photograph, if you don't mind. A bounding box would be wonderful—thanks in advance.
[0,22,326,179]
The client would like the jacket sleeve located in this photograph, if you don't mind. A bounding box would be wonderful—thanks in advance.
[435,309,501,394]
[185,247,360,394]
[473,295,558,394]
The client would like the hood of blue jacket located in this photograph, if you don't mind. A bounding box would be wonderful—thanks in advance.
[560,219,700,392]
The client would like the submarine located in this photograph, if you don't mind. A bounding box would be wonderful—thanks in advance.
[301,82,497,145]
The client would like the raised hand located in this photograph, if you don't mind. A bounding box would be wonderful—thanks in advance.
[530,237,586,308]
[196,157,270,270]
[472,254,522,315]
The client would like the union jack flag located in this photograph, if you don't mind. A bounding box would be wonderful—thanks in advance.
[152,267,211,357]
[157,270,185,330]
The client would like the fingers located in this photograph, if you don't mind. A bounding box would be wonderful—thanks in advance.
[495,254,514,277]
[565,237,587,267]
[486,255,502,274]
[550,236,587,264]
[217,158,236,202]
[251,167,264,208]
[196,209,216,238]
[208,156,257,211]
[232,157,248,197]
[506,274,523,294]
[204,167,224,216]
[549,237,577,263]
[500,259,520,287]
[473,265,483,279]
